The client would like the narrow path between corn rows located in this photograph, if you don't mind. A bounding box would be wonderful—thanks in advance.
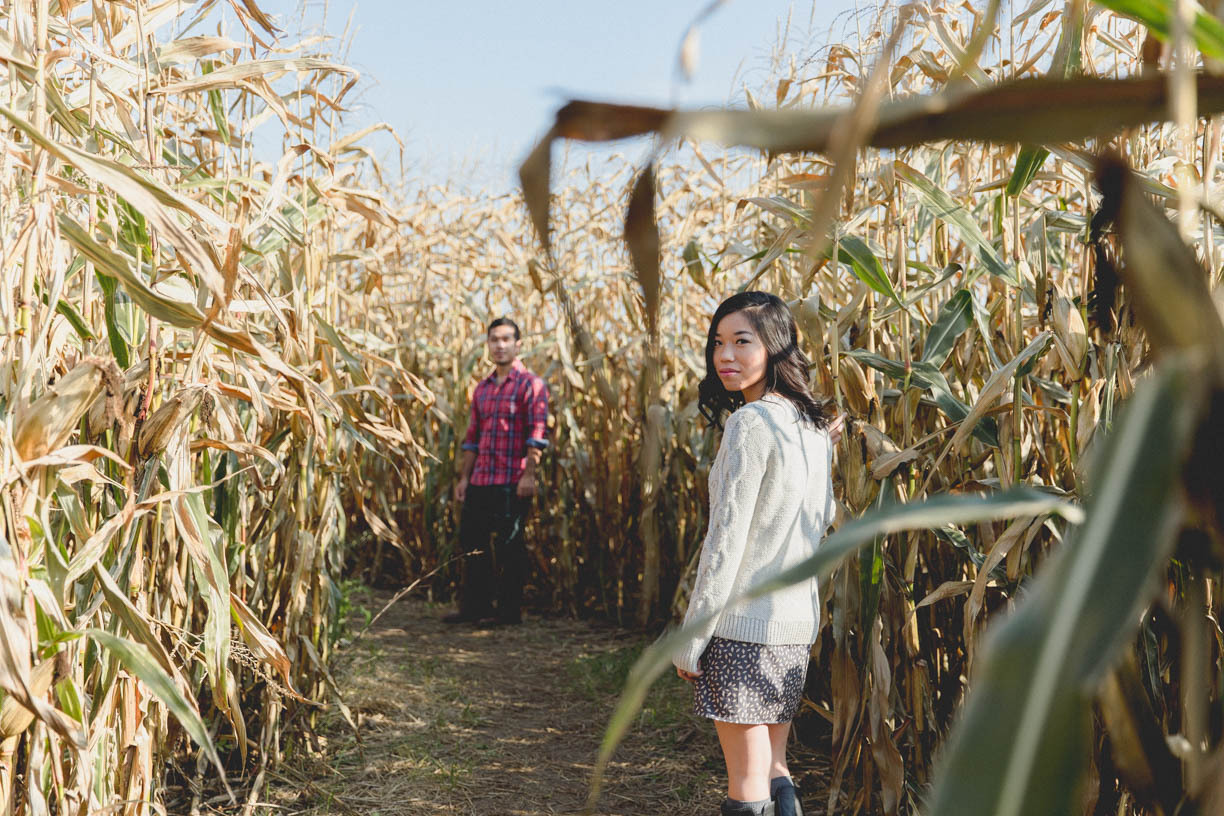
[265,588,829,815]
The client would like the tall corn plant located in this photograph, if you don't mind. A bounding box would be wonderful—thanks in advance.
[0,1,426,813]
[503,1,1224,813]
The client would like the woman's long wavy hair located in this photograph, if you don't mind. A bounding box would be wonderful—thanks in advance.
[697,291,832,429]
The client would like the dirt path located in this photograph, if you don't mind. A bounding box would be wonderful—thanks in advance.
[266,588,830,815]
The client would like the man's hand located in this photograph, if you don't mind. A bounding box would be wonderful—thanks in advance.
[516,472,537,499]
[455,477,468,503]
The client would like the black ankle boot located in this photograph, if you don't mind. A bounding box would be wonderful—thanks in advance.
[720,796,775,815]
[770,776,803,816]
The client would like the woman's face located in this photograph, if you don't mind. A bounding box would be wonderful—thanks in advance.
[712,311,768,402]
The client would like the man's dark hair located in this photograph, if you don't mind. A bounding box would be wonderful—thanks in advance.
[487,317,521,340]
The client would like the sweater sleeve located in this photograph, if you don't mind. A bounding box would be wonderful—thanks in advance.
[824,430,835,532]
[672,410,769,674]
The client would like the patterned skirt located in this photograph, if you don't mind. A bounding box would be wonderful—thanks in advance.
[693,636,812,724]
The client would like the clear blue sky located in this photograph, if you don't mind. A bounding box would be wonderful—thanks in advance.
[249,1,860,192]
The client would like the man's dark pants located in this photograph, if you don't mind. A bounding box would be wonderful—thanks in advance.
[457,483,529,622]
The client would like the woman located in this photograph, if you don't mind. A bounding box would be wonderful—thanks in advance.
[673,291,840,816]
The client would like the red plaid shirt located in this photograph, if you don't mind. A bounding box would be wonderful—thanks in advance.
[461,359,551,486]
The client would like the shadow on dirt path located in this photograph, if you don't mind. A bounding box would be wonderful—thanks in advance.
[266,588,829,815]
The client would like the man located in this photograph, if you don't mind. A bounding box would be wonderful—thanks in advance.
[443,317,551,625]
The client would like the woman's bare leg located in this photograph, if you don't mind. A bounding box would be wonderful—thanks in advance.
[767,721,792,780]
[714,720,773,801]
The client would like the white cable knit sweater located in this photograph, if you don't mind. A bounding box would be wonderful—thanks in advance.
[672,393,834,675]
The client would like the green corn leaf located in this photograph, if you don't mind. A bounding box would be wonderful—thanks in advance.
[0,104,229,297]
[921,289,974,366]
[894,161,1017,286]
[91,563,180,679]
[1007,0,1083,196]
[87,628,229,789]
[1097,0,1224,61]
[836,234,905,308]
[314,312,371,386]
[949,331,1053,453]
[1006,147,1051,197]
[202,62,231,145]
[969,289,1006,369]
[859,478,894,636]
[844,349,1000,446]
[178,492,233,711]
[928,355,1202,816]
[681,239,709,292]
[95,273,130,369]
[64,218,207,329]
[54,295,95,343]
[54,676,86,725]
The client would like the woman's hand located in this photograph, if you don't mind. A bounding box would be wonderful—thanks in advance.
[829,413,846,446]
[676,667,702,682]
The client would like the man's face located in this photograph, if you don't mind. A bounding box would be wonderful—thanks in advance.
[487,325,521,365]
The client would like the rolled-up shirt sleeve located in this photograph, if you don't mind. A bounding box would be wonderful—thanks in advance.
[524,376,550,450]
[461,392,481,452]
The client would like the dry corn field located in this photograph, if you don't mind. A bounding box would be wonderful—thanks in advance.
[2,0,1224,814]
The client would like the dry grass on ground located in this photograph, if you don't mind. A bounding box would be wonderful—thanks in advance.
[246,588,831,815]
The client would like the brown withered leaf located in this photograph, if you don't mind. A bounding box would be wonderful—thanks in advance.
[964,516,1038,659]
[541,74,1224,155]
[625,166,661,337]
[869,622,905,815]
[14,359,110,460]
[914,579,975,612]
[519,127,556,251]
[1096,152,1224,377]
[554,100,669,142]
